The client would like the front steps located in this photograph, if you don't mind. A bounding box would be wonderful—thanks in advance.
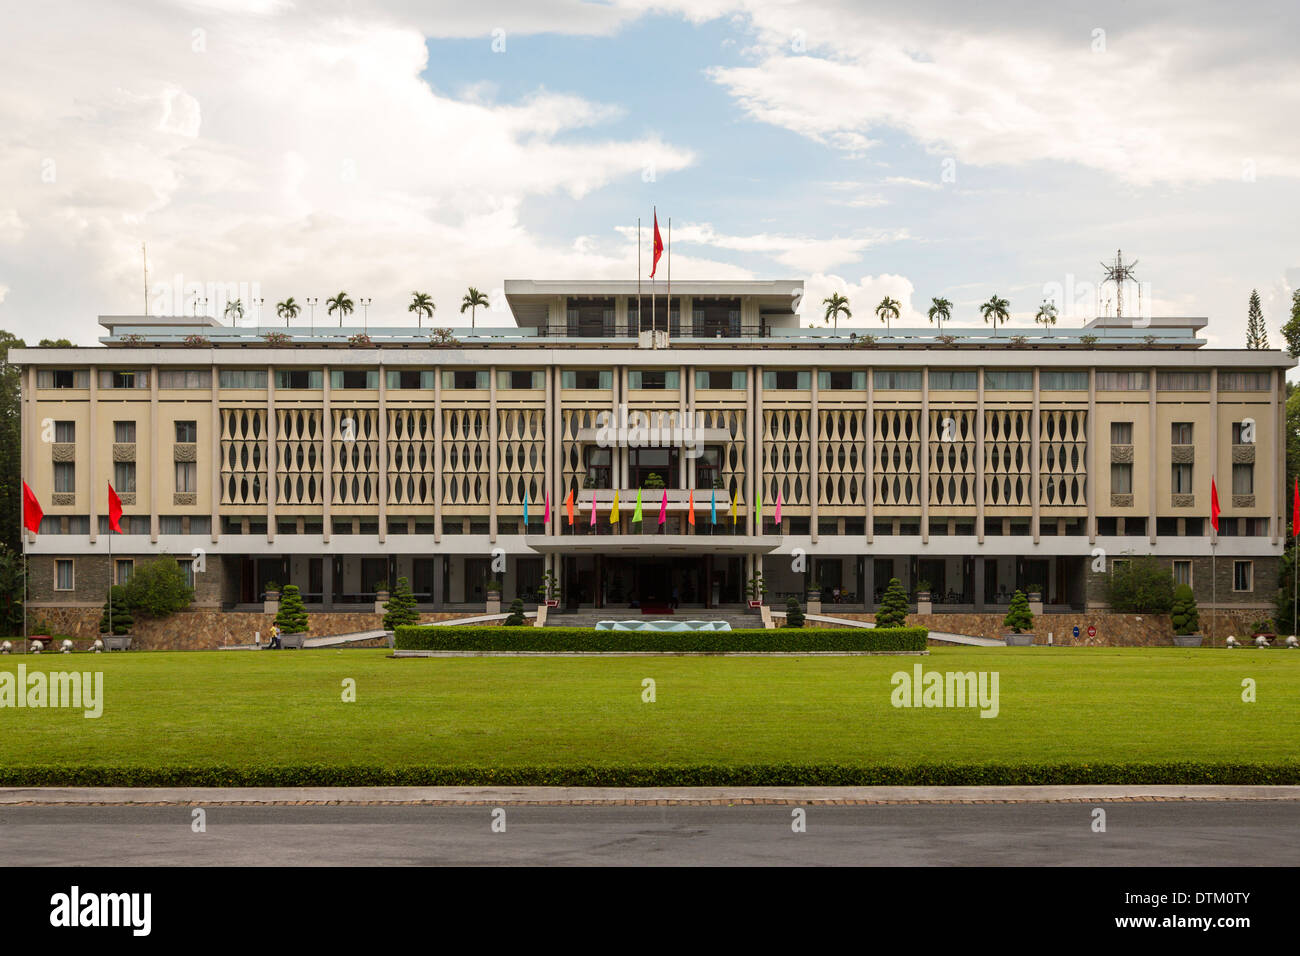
[543,609,765,630]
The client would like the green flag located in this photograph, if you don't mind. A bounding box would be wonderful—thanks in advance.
[755,485,762,531]
[632,489,643,523]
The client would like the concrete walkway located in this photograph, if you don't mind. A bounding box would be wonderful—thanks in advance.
[3,785,1297,806]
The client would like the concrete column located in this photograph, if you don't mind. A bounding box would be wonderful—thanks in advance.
[1031,367,1040,544]
[321,554,334,611]
[755,365,765,535]
[89,365,99,543]
[432,554,445,608]
[266,365,276,544]
[974,556,986,611]
[1087,367,1096,544]
[686,364,696,493]
[619,366,629,487]
[545,365,554,537]
[433,364,442,543]
[678,364,687,488]
[977,366,985,544]
[920,366,929,545]
[809,366,818,544]
[1273,367,1282,545]
[377,363,388,544]
[866,365,873,543]
[863,556,874,610]
[489,366,498,542]
[744,366,755,535]
[150,365,159,543]
[322,367,332,544]
[1148,365,1157,545]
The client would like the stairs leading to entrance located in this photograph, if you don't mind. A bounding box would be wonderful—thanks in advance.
[543,608,764,630]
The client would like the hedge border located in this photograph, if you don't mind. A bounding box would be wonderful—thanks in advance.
[1,763,1298,787]
[393,625,928,653]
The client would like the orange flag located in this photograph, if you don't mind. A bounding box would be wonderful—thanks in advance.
[688,489,695,526]
[564,487,575,526]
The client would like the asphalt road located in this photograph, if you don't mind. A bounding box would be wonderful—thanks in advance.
[3,802,1298,866]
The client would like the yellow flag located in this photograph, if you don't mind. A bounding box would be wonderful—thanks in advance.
[731,490,738,524]
[610,489,620,523]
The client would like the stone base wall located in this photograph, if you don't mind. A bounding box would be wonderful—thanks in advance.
[1083,555,1278,611]
[22,609,469,651]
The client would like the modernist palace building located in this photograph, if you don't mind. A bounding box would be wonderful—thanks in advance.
[14,279,1294,617]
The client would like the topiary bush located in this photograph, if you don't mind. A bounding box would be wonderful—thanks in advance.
[275,584,309,634]
[503,598,526,626]
[784,596,805,628]
[98,585,133,635]
[875,577,909,628]
[1105,557,1175,613]
[1003,589,1034,633]
[382,576,420,629]
[122,556,194,618]
[1170,583,1200,635]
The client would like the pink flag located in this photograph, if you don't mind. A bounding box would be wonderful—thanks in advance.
[775,489,783,524]
[590,490,597,525]
[544,492,551,526]
[658,489,668,525]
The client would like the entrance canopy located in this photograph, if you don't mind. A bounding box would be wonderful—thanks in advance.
[524,534,781,555]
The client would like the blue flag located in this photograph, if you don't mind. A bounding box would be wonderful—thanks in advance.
[710,488,717,525]
[524,490,529,525]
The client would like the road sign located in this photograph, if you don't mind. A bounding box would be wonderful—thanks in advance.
[1072,625,1080,638]
[1086,625,1097,639]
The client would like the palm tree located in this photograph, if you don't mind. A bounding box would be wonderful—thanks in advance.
[460,287,489,330]
[980,294,1010,336]
[1034,299,1058,328]
[875,296,901,331]
[822,292,851,330]
[326,291,354,327]
[927,297,953,329]
[223,299,244,323]
[408,291,435,328]
[275,297,301,328]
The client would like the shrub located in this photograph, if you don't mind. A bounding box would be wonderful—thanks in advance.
[98,585,133,635]
[393,625,930,653]
[1003,590,1033,633]
[347,332,373,347]
[503,599,526,626]
[1106,557,1175,613]
[382,576,420,629]
[1170,584,1199,635]
[274,584,309,634]
[784,596,805,628]
[875,577,909,628]
[262,331,291,347]
[122,556,194,618]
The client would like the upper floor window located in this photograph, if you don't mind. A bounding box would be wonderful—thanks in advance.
[37,369,88,389]
[562,370,613,389]
[275,370,323,389]
[873,370,922,390]
[441,370,489,390]
[629,370,680,390]
[1110,422,1133,444]
[1219,371,1271,391]
[175,420,197,443]
[764,370,812,390]
[218,369,268,389]
[1040,370,1088,390]
[1231,421,1254,444]
[114,421,136,443]
[54,421,75,443]
[1157,371,1210,391]
[386,370,435,389]
[158,369,211,388]
[1171,422,1193,444]
[497,370,544,390]
[817,370,867,390]
[928,370,977,390]
[329,369,378,389]
[695,370,746,390]
[984,370,1033,390]
[99,369,148,389]
[1096,371,1148,391]
[53,462,75,493]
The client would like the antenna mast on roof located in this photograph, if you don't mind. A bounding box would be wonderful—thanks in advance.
[1100,249,1139,318]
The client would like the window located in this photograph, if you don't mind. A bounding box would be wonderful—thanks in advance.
[1173,560,1192,586]
[218,369,268,389]
[115,559,134,585]
[1233,561,1253,592]
[1110,422,1132,444]
[628,370,680,389]
[275,369,323,389]
[1171,463,1193,493]
[55,559,74,591]
[562,369,613,389]
[1232,463,1254,495]
[764,370,812,389]
[1040,371,1088,390]
[114,421,136,443]
[1112,559,1130,573]
[584,446,612,488]
[984,370,1033,390]
[817,370,867,390]
[1218,371,1271,391]
[1157,371,1210,391]
[54,461,75,493]
[1170,422,1193,444]
[872,370,921,390]
[189,516,211,535]
[1110,463,1132,494]
[497,370,544,390]
[441,370,489,389]
[38,516,62,534]
[99,370,148,389]
[175,420,197,443]
[1244,517,1269,535]
[159,516,184,534]
[386,370,435,389]
[695,370,746,390]
[330,369,378,389]
[54,421,75,442]
[114,461,136,493]
[158,369,211,388]
[1231,421,1254,444]
[1096,371,1148,391]
[67,516,88,534]
[1185,517,1204,535]
[178,559,194,589]
[37,369,88,389]
[928,370,976,390]
[175,461,196,493]
[277,519,299,535]
[1157,517,1180,536]
[1096,516,1118,535]
[1124,517,1147,536]
[1217,517,1239,536]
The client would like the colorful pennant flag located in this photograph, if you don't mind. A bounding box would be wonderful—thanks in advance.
[590,490,597,526]
[611,489,621,524]
[565,487,574,526]
[650,209,664,278]
[633,489,643,523]
[1292,478,1298,538]
[1210,477,1221,533]
[544,492,551,526]
[22,481,43,534]
[710,488,717,525]
[108,482,123,534]
[523,490,529,525]
[775,488,783,525]
[658,489,667,526]
[688,489,695,527]
[730,490,737,524]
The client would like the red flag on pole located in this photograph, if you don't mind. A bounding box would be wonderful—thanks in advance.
[1293,478,1299,537]
[22,481,43,534]
[649,210,663,278]
[108,482,123,533]
[1209,477,1220,533]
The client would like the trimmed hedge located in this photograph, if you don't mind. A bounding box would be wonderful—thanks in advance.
[393,625,929,653]
[1,763,1297,787]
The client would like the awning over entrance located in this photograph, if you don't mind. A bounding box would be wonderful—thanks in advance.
[524,534,781,555]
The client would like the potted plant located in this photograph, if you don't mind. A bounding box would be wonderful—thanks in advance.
[485,579,502,614]
[1170,583,1203,647]
[428,328,462,348]
[1002,589,1035,645]
[784,596,805,628]
[263,581,280,615]
[183,333,212,348]
[875,577,909,627]
[274,584,309,649]
[538,570,561,608]
[644,472,666,489]
[347,332,373,348]
[747,572,767,609]
[915,578,933,615]
[1025,582,1044,616]
[262,331,291,347]
[503,598,526,626]
[373,580,391,614]
[805,579,822,615]
[1250,617,1275,645]
[98,586,134,650]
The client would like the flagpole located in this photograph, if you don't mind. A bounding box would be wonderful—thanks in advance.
[667,217,671,338]
[651,206,656,338]
[637,217,641,336]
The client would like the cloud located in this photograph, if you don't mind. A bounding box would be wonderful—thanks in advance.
[620,222,909,273]
[800,272,924,327]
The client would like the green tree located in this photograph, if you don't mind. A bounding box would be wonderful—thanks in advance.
[223,298,244,322]
[1170,583,1200,635]
[36,338,75,347]
[1105,557,1175,613]
[382,576,420,629]
[822,292,851,330]
[0,544,24,635]
[784,595,805,628]
[1003,589,1033,633]
[275,297,301,326]
[1246,289,1268,349]
[980,294,1011,336]
[875,577,909,627]
[1034,300,1058,328]
[460,287,490,329]
[326,290,354,326]
[927,297,952,329]
[874,296,901,331]
[1282,290,1300,358]
[275,584,309,634]
[1275,546,1300,636]
[122,556,194,617]
[0,330,26,553]
[503,598,526,626]
[408,291,435,328]
[98,585,133,635]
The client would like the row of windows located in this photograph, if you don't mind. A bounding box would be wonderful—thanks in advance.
[1117,558,1254,593]
[1110,462,1254,495]
[52,460,196,494]
[1110,421,1256,445]
[52,557,196,591]
[39,515,212,535]
[51,421,197,443]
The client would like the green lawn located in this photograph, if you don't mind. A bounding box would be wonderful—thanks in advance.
[1,648,1297,784]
